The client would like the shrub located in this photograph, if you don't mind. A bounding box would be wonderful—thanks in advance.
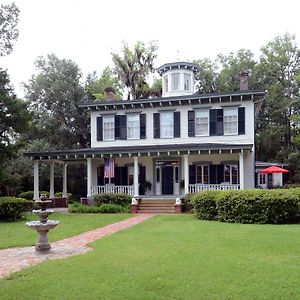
[0,197,33,220]
[69,202,129,214]
[181,194,195,213]
[17,191,50,200]
[54,192,73,202]
[193,189,299,224]
[192,191,221,220]
[93,193,131,207]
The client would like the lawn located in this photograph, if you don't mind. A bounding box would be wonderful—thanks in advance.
[1,214,300,299]
[0,212,131,249]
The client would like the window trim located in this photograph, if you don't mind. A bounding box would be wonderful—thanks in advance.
[127,113,140,140]
[195,109,209,136]
[160,111,174,139]
[223,107,238,135]
[102,115,115,141]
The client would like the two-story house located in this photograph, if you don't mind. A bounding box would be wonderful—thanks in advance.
[25,62,265,204]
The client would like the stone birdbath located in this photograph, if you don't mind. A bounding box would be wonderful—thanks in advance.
[26,194,59,251]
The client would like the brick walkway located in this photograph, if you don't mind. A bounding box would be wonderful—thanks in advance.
[0,214,154,279]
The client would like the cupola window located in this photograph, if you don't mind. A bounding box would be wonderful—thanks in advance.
[184,74,191,91]
[171,73,180,91]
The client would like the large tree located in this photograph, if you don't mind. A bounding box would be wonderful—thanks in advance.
[24,54,90,149]
[112,41,158,99]
[0,2,19,56]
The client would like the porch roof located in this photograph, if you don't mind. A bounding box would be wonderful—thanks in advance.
[24,143,253,161]
[79,90,266,112]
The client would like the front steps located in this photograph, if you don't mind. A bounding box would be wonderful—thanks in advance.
[137,198,176,213]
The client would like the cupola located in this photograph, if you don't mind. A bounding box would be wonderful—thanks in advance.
[157,62,199,97]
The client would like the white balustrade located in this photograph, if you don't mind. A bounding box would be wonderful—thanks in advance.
[188,184,240,193]
[91,185,134,196]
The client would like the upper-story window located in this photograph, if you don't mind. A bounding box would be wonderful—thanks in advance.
[160,111,174,138]
[127,114,140,139]
[224,107,238,135]
[171,73,180,91]
[163,76,168,93]
[184,74,191,91]
[195,110,209,136]
[103,115,115,141]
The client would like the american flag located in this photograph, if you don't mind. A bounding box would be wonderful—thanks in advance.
[104,158,115,178]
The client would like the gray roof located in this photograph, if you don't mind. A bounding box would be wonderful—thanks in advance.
[24,143,253,160]
[157,62,200,75]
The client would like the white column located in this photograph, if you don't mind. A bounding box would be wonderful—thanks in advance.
[49,161,55,198]
[183,154,189,195]
[133,157,139,197]
[62,163,68,198]
[33,160,39,200]
[239,152,244,190]
[87,158,92,197]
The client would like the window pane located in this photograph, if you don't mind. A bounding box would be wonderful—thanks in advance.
[184,74,191,91]
[224,107,238,135]
[127,114,139,139]
[160,111,173,138]
[103,115,115,140]
[164,76,168,92]
[171,73,180,91]
[195,110,209,136]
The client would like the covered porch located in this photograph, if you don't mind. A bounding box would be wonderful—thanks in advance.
[25,143,254,200]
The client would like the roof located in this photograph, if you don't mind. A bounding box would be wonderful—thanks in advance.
[79,90,266,112]
[24,143,253,161]
[157,62,200,75]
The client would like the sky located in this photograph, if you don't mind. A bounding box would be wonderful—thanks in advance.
[1,0,300,98]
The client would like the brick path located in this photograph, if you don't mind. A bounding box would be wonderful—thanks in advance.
[0,214,154,279]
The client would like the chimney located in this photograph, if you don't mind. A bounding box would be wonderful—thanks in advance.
[239,71,249,90]
[104,87,115,101]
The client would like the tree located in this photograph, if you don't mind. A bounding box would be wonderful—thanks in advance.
[0,2,19,56]
[85,67,122,100]
[24,54,90,149]
[255,33,300,161]
[112,41,158,99]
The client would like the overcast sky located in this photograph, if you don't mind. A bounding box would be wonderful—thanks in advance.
[1,0,300,98]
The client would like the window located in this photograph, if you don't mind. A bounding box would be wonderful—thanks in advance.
[128,167,134,185]
[195,110,209,136]
[127,114,139,139]
[224,107,238,135]
[160,111,174,138]
[224,165,239,184]
[184,74,191,91]
[259,173,266,185]
[196,165,209,184]
[171,73,180,91]
[103,115,114,140]
[164,75,168,92]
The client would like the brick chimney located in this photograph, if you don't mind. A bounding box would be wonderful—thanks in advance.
[105,87,115,101]
[239,71,249,90]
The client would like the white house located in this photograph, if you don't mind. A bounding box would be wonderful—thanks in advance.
[25,62,266,204]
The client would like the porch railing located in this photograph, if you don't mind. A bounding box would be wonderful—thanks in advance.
[91,185,134,195]
[189,184,240,193]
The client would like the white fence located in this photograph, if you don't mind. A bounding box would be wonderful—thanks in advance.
[189,184,240,193]
[91,185,134,195]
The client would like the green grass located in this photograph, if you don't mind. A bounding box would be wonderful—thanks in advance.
[1,214,300,299]
[0,212,131,249]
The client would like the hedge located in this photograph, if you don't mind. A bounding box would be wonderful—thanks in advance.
[69,202,128,214]
[93,193,131,207]
[192,189,300,224]
[17,191,50,200]
[0,197,33,220]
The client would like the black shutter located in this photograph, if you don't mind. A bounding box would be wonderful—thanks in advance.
[189,165,196,184]
[153,113,160,139]
[115,115,127,140]
[209,109,223,136]
[140,114,146,139]
[238,107,245,135]
[209,165,217,184]
[216,165,224,184]
[115,166,121,185]
[96,117,103,141]
[188,110,195,137]
[174,111,180,138]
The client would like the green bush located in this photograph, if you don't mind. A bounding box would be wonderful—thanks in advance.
[54,192,73,202]
[93,193,131,207]
[17,191,50,200]
[192,191,221,220]
[181,194,195,213]
[0,197,33,220]
[193,189,299,224]
[69,202,129,214]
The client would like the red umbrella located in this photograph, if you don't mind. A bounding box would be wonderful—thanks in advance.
[259,165,289,174]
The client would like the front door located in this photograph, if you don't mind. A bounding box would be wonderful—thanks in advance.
[162,166,173,195]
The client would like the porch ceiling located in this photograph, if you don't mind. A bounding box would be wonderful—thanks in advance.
[24,143,253,161]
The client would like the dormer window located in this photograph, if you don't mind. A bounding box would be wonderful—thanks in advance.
[184,74,191,91]
[171,73,180,91]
